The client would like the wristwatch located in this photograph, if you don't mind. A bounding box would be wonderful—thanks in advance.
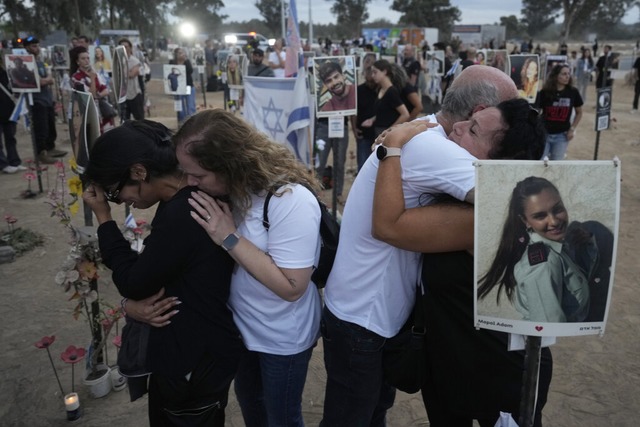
[376,145,402,161]
[221,232,241,251]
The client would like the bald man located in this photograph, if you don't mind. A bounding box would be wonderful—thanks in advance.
[402,44,421,88]
[320,65,520,426]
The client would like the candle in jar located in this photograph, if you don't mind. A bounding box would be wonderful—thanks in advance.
[64,393,80,411]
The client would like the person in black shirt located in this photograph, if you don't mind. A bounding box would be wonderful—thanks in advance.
[82,120,242,426]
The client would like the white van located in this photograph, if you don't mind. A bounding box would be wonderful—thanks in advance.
[223,32,271,50]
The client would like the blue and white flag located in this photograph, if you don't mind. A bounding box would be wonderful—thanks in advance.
[9,93,28,123]
[243,71,312,165]
[124,212,137,229]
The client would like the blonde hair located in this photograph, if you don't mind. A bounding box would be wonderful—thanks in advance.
[173,109,320,216]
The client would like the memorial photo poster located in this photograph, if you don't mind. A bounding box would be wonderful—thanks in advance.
[510,54,540,104]
[474,160,620,337]
[112,45,128,103]
[313,56,357,118]
[5,54,40,93]
[51,45,70,69]
[89,45,113,74]
[486,49,510,75]
[163,64,188,95]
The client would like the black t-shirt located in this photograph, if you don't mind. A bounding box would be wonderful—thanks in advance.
[400,83,418,116]
[535,86,583,134]
[403,58,421,87]
[420,251,552,421]
[374,86,404,129]
[356,82,378,140]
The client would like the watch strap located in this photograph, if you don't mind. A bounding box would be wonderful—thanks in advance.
[380,146,402,160]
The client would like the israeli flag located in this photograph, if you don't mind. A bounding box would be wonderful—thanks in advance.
[9,93,28,123]
[124,212,137,229]
[243,71,312,166]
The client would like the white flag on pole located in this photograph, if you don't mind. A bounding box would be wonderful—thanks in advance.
[243,72,312,165]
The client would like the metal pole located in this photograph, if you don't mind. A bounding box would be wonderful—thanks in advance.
[26,97,44,193]
[518,335,542,427]
[593,130,601,160]
[200,71,207,109]
[281,0,287,41]
[309,0,313,44]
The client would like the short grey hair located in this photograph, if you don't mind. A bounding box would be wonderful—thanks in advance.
[441,80,501,123]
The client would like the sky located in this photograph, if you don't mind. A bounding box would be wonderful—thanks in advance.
[220,0,638,28]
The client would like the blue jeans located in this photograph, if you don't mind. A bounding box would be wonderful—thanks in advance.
[320,307,396,427]
[316,121,348,197]
[234,347,313,427]
[356,137,374,172]
[177,87,197,123]
[542,132,569,160]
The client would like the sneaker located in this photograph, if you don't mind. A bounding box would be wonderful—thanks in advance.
[38,151,57,164]
[630,109,638,114]
[2,165,18,174]
[14,164,27,171]
[48,148,68,157]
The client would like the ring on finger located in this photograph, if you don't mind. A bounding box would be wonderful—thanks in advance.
[206,214,212,221]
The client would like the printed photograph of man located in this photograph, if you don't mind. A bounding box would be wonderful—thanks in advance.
[5,54,39,92]
[315,57,357,115]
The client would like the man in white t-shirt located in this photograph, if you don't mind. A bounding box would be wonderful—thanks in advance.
[268,38,287,78]
[320,66,521,425]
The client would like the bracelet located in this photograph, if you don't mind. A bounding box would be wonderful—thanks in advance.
[120,297,128,315]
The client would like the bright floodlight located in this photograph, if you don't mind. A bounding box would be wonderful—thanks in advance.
[180,22,196,38]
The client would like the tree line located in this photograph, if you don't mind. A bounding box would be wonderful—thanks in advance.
[0,0,637,46]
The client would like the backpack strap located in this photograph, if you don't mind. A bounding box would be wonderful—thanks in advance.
[262,190,275,230]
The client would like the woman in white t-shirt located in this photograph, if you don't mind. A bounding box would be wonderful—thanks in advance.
[173,109,322,427]
[268,38,287,78]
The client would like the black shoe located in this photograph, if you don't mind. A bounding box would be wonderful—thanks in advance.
[38,151,57,164]
[49,148,68,157]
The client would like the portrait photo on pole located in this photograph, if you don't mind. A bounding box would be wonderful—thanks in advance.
[510,54,540,104]
[474,160,620,338]
[70,89,101,173]
[226,54,245,89]
[358,52,378,84]
[4,54,40,92]
[163,64,188,95]
[425,50,445,76]
[51,45,70,69]
[89,45,113,74]
[314,55,357,117]
[544,55,568,81]
[112,45,128,103]
[486,49,510,75]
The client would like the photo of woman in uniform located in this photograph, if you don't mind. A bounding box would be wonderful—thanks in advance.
[477,173,615,328]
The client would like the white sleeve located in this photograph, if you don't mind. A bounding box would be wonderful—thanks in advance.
[265,185,321,269]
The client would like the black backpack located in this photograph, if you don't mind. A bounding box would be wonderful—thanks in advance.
[262,186,340,289]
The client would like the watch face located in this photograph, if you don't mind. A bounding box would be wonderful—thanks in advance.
[376,145,387,160]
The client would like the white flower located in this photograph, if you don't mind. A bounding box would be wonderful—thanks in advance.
[55,271,67,285]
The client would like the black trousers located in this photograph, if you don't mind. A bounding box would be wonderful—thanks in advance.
[147,355,234,427]
[31,103,57,153]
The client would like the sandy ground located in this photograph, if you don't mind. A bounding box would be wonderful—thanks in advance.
[1,70,639,427]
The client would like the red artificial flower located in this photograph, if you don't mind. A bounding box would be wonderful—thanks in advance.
[135,220,147,226]
[24,172,36,181]
[35,335,56,349]
[60,345,86,364]
[38,166,48,172]
[101,318,114,331]
[132,227,143,235]
[113,335,122,348]
[4,214,17,224]
[55,160,65,170]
